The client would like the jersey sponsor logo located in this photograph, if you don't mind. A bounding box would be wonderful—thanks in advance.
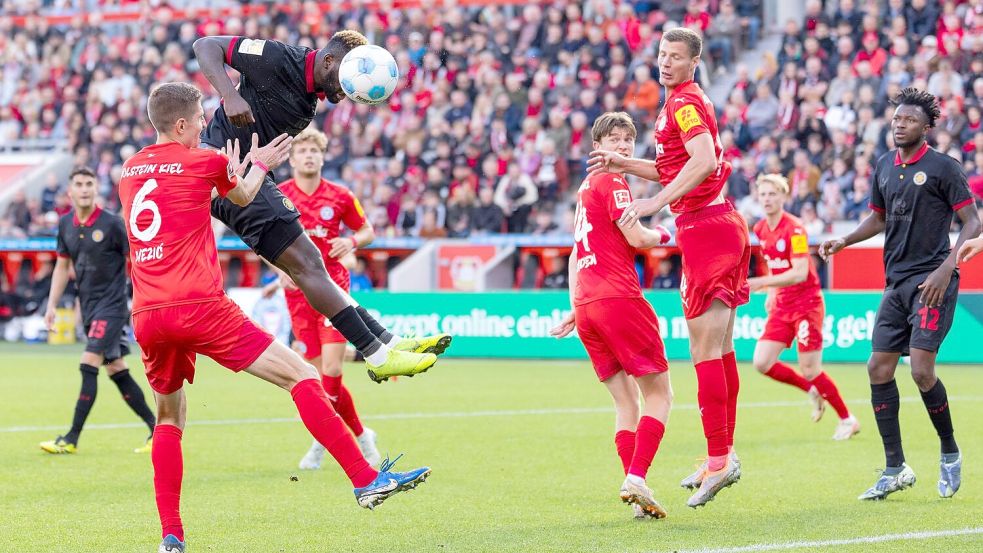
[776,238,786,253]
[765,255,791,270]
[320,206,335,220]
[913,171,927,185]
[306,226,330,238]
[791,234,808,254]
[674,104,702,133]
[92,229,104,242]
[613,190,631,209]
[238,38,267,56]
[283,197,296,211]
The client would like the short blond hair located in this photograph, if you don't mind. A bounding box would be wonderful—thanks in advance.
[756,173,790,195]
[292,128,328,153]
[591,111,637,143]
[330,30,368,50]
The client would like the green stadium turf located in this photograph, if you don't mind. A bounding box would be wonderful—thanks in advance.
[1,343,981,552]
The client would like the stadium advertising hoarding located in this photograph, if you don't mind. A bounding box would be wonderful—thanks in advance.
[354,291,983,363]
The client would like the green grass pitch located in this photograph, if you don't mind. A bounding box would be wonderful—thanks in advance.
[2,343,981,552]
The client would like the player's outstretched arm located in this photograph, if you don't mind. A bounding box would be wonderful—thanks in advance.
[748,257,808,292]
[619,221,672,250]
[587,150,661,182]
[226,133,293,206]
[193,36,255,127]
[818,210,886,260]
[43,256,71,330]
[958,235,983,264]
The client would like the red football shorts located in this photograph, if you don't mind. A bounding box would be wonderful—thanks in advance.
[133,296,274,394]
[761,299,825,353]
[675,202,751,320]
[575,296,669,382]
[285,289,346,361]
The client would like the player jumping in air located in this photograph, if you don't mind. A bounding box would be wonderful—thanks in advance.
[748,174,859,440]
[551,113,673,520]
[821,88,980,501]
[39,167,157,455]
[587,28,748,508]
[121,83,431,553]
[275,128,383,469]
[192,30,450,383]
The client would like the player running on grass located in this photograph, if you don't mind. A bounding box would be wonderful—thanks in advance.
[192,30,450,383]
[274,128,382,469]
[551,112,674,520]
[820,88,980,501]
[748,174,859,440]
[587,28,747,508]
[121,83,430,553]
[39,167,157,455]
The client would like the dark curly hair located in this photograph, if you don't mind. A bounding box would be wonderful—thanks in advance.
[890,87,941,128]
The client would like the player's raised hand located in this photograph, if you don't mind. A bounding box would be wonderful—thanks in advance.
[818,237,846,260]
[223,138,249,178]
[586,149,629,176]
[224,91,255,127]
[958,236,983,264]
[250,133,293,172]
[618,197,662,228]
[549,312,576,339]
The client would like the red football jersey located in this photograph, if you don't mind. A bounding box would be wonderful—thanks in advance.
[653,80,732,213]
[572,172,643,306]
[119,142,237,314]
[752,212,822,308]
[278,178,367,290]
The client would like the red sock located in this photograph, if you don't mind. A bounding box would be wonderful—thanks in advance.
[614,430,636,475]
[291,379,377,488]
[335,385,365,437]
[721,351,740,448]
[322,375,365,436]
[152,424,184,542]
[764,362,812,392]
[811,372,850,419]
[694,359,729,458]
[628,416,666,479]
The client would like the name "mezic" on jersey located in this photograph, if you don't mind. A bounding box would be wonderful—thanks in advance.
[121,163,185,178]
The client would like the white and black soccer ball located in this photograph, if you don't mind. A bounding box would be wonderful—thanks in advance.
[338,45,399,105]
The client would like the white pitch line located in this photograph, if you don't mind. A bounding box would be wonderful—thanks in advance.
[670,527,983,553]
[3,396,981,434]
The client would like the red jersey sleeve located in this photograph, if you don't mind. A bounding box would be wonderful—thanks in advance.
[341,190,368,231]
[599,174,633,222]
[672,94,711,143]
[789,221,810,258]
[751,219,764,240]
[203,150,238,197]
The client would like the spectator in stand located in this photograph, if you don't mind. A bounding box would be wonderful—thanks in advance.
[350,258,374,292]
[746,85,780,141]
[843,175,871,221]
[707,1,742,73]
[652,258,681,290]
[624,65,660,121]
[541,256,569,290]
[472,186,505,235]
[494,162,538,233]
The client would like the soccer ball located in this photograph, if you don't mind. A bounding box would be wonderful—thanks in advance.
[338,45,399,105]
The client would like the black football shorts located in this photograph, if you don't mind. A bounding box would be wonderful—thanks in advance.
[871,273,959,355]
[210,174,304,262]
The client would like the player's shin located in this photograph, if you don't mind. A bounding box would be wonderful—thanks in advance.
[615,431,636,474]
[110,369,157,432]
[290,378,377,487]
[920,378,958,456]
[694,359,729,469]
[152,424,185,542]
[721,352,740,448]
[871,380,905,468]
[66,363,99,445]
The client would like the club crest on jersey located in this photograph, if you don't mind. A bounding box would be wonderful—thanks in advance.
[674,104,702,133]
[776,238,786,253]
[320,206,334,220]
[92,230,104,242]
[613,190,631,208]
[913,171,927,185]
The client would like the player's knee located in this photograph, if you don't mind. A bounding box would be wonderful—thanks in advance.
[105,360,127,376]
[752,356,771,374]
[909,366,936,391]
[321,358,343,377]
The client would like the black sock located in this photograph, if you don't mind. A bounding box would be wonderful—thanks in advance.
[65,364,99,445]
[920,379,958,455]
[110,369,156,434]
[355,306,395,344]
[871,380,904,467]
[328,306,381,355]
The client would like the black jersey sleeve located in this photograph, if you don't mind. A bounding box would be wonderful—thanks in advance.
[56,216,70,259]
[939,157,974,211]
[113,215,129,256]
[226,37,289,92]
[869,160,885,213]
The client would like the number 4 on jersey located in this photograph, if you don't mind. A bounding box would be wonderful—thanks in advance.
[574,201,592,252]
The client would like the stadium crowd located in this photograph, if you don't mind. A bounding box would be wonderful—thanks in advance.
[0,0,981,244]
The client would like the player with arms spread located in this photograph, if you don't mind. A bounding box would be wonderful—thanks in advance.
[552,113,673,520]
[276,128,383,470]
[121,83,431,553]
[39,167,157,455]
[192,30,449,383]
[748,174,859,440]
[588,28,748,507]
[821,88,980,501]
